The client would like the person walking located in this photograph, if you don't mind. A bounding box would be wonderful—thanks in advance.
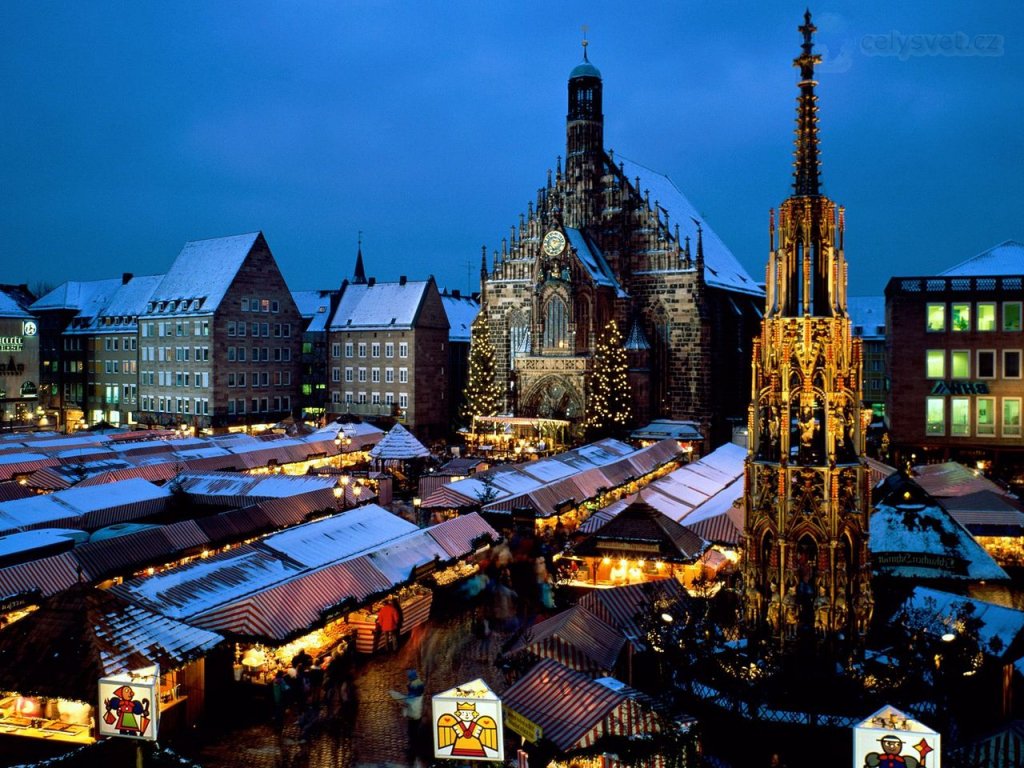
[376,598,403,652]
[390,668,425,763]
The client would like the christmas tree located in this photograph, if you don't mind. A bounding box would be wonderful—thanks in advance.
[586,318,632,437]
[461,315,502,423]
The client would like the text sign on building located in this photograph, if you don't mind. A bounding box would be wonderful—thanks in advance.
[98,665,160,741]
[0,338,24,353]
[853,705,939,768]
[929,381,989,396]
[433,678,504,762]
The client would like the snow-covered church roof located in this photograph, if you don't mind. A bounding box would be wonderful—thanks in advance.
[618,156,763,297]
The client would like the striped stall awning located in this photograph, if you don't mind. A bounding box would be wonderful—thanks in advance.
[426,513,499,559]
[79,495,169,530]
[951,721,1024,768]
[421,484,477,510]
[76,464,181,486]
[502,658,664,752]
[579,579,686,651]
[684,508,744,546]
[0,551,82,599]
[189,554,393,641]
[507,605,625,673]
[24,467,74,491]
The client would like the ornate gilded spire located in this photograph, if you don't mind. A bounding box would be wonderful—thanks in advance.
[792,9,823,196]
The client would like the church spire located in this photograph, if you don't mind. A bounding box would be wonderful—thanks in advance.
[352,232,367,285]
[792,9,823,197]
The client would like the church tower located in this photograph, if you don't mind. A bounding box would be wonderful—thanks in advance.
[741,12,873,642]
[564,37,603,229]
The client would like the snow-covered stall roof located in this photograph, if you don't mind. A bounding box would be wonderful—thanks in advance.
[440,292,479,343]
[618,156,762,297]
[148,232,261,312]
[895,587,1024,661]
[940,240,1024,278]
[870,476,1008,581]
[174,471,338,500]
[369,423,430,461]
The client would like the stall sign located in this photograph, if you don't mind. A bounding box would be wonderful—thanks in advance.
[98,665,159,741]
[853,704,939,768]
[504,706,543,744]
[433,677,504,762]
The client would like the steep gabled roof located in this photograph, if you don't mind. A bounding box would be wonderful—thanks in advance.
[572,493,708,562]
[329,280,440,331]
[149,232,262,312]
[941,240,1024,278]
[369,423,430,460]
[440,292,480,343]
[618,156,762,297]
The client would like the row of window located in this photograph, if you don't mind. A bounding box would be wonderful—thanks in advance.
[143,370,212,388]
[141,320,211,338]
[332,342,409,359]
[925,349,1022,379]
[925,396,1022,438]
[331,391,408,408]
[102,337,138,352]
[227,321,291,338]
[227,396,291,414]
[103,384,137,405]
[240,298,281,314]
[141,346,212,363]
[226,347,292,362]
[227,371,292,387]
[331,367,409,384]
[140,396,211,415]
[102,360,138,375]
[926,301,1022,333]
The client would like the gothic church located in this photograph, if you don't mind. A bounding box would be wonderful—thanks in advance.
[475,42,763,445]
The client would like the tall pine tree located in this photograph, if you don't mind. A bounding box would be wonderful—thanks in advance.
[586,318,632,437]
[461,315,502,424]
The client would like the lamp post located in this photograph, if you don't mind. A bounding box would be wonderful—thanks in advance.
[334,474,351,511]
[334,432,352,467]
[413,496,423,527]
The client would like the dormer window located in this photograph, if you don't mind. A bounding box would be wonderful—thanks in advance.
[147,302,154,313]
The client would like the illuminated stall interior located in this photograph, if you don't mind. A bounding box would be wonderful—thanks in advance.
[468,415,571,458]
[0,585,222,744]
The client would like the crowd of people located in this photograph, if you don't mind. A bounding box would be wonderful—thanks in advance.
[270,644,358,741]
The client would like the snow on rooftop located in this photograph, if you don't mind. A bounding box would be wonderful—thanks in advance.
[618,156,763,297]
[98,274,163,318]
[329,281,431,330]
[0,286,34,318]
[565,228,625,296]
[29,278,122,313]
[940,240,1024,278]
[440,293,480,343]
[0,528,83,558]
[847,296,886,339]
[898,586,1024,659]
[149,232,261,311]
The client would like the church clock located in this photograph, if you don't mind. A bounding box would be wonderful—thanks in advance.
[542,230,566,257]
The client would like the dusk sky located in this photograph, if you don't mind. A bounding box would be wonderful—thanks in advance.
[3,2,1022,299]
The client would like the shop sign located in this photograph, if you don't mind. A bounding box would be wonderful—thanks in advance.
[853,704,939,767]
[0,590,40,613]
[873,552,965,576]
[98,665,160,741]
[929,381,989,396]
[503,706,543,744]
[0,338,24,353]
[433,678,504,762]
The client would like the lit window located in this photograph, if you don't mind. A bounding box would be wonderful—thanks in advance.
[977,397,995,436]
[1004,398,1022,437]
[951,350,969,379]
[1004,302,1022,332]
[925,350,944,379]
[926,303,945,332]
[977,303,996,331]
[926,397,945,436]
[950,398,970,436]
[951,303,970,332]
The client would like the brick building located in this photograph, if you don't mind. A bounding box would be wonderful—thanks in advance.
[474,44,762,445]
[847,296,887,421]
[0,284,40,427]
[886,240,1024,490]
[327,274,449,440]
[440,289,479,427]
[138,232,302,431]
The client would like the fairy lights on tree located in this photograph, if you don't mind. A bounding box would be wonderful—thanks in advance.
[586,318,631,437]
[462,315,502,422]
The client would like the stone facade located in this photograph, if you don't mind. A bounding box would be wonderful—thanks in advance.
[475,47,761,445]
[0,285,40,425]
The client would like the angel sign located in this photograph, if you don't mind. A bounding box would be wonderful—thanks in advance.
[436,701,499,759]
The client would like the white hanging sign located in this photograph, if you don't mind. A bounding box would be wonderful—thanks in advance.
[853,704,940,768]
[432,677,504,762]
[98,665,160,741]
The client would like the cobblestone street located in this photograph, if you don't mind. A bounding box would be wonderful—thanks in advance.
[181,607,513,768]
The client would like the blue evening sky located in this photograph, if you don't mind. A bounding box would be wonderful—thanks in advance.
[2,2,1021,299]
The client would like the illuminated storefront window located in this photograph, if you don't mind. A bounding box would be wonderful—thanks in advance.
[926,397,945,436]
[977,397,995,436]
[950,398,970,436]
[926,303,945,332]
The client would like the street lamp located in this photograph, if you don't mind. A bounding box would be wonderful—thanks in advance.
[352,483,363,507]
[334,475,351,510]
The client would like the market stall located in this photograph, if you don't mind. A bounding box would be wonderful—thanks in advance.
[345,584,433,653]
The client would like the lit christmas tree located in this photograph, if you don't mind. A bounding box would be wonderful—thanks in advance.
[461,315,502,422]
[586,318,631,437]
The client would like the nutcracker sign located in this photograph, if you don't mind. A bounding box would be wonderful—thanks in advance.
[98,665,160,741]
[853,705,939,768]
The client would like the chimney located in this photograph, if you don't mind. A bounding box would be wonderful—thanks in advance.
[122,272,133,285]
[452,289,461,299]
[399,275,407,286]
[368,277,376,287]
